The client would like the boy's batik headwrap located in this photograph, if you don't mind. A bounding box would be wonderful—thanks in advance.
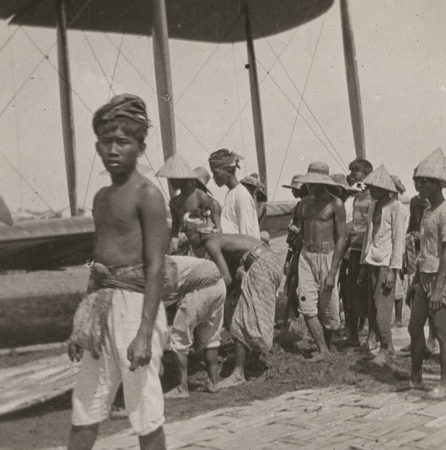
[182,212,217,235]
[93,93,151,133]
[208,148,243,171]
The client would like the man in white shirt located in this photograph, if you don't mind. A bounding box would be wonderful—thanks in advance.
[208,149,260,239]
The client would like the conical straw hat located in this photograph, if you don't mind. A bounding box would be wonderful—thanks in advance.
[298,162,337,186]
[414,148,446,182]
[363,165,397,193]
[193,166,212,193]
[156,154,197,179]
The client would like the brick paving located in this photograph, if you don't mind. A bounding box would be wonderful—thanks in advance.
[92,384,446,450]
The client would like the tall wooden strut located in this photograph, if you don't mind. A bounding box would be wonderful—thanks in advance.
[243,0,267,193]
[56,0,78,215]
[340,0,366,159]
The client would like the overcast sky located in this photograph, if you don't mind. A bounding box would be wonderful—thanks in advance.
[0,0,445,213]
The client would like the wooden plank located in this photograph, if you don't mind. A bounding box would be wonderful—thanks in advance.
[0,354,79,416]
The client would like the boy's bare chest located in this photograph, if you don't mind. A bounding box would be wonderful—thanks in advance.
[95,190,138,228]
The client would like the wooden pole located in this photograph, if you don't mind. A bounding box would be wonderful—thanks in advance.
[55,0,78,216]
[340,0,366,159]
[243,0,267,194]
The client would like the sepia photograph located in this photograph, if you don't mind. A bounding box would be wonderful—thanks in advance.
[1,0,446,448]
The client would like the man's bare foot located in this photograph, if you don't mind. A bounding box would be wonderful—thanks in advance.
[426,385,446,400]
[205,382,219,393]
[216,373,246,390]
[343,337,361,348]
[164,386,189,399]
[309,352,330,362]
[397,380,425,391]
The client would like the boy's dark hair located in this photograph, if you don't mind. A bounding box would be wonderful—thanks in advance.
[349,158,373,175]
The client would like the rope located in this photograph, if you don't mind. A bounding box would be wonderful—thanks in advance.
[107,33,125,101]
[0,26,19,56]
[271,13,330,200]
[175,14,243,106]
[215,23,302,150]
[0,149,55,212]
[102,33,211,157]
[83,31,114,94]
[264,37,348,172]
[231,42,246,160]
[20,28,93,114]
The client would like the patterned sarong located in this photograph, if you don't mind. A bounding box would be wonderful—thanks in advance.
[70,259,178,357]
[231,246,282,353]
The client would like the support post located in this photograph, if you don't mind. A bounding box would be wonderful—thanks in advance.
[340,0,366,159]
[243,0,267,193]
[55,0,78,216]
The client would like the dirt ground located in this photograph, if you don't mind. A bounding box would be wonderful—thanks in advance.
[0,317,437,450]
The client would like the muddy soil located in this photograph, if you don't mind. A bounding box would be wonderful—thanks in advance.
[0,321,436,450]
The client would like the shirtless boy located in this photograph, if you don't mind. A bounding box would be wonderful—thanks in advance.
[183,214,282,388]
[295,162,346,360]
[407,149,446,398]
[67,94,168,450]
[157,154,221,254]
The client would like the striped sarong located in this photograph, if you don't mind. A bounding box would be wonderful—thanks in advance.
[231,246,282,353]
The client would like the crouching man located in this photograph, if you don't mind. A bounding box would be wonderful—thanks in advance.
[67,94,168,450]
[182,213,282,389]
[165,255,226,397]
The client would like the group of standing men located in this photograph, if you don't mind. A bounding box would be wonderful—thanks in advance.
[65,93,446,450]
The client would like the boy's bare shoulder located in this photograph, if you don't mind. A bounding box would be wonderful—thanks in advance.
[136,177,165,204]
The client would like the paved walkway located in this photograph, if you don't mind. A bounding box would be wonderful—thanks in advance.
[84,325,446,450]
[91,386,446,450]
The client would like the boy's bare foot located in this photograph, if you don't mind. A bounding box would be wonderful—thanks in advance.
[216,373,246,390]
[164,386,189,399]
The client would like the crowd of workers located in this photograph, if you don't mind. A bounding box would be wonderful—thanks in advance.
[31,92,443,450]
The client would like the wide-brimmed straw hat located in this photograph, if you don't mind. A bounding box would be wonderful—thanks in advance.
[298,162,337,186]
[282,174,304,190]
[193,166,212,193]
[156,154,197,179]
[414,148,446,182]
[241,173,267,202]
[330,173,361,193]
[363,165,397,193]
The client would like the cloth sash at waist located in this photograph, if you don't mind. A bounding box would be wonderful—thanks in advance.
[302,240,335,254]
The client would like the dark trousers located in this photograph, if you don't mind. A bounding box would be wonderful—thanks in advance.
[367,265,395,348]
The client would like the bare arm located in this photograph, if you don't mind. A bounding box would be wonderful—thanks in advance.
[430,244,446,312]
[127,183,168,371]
[205,238,233,287]
[0,196,13,226]
[169,199,180,237]
[324,199,346,290]
[203,194,222,231]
